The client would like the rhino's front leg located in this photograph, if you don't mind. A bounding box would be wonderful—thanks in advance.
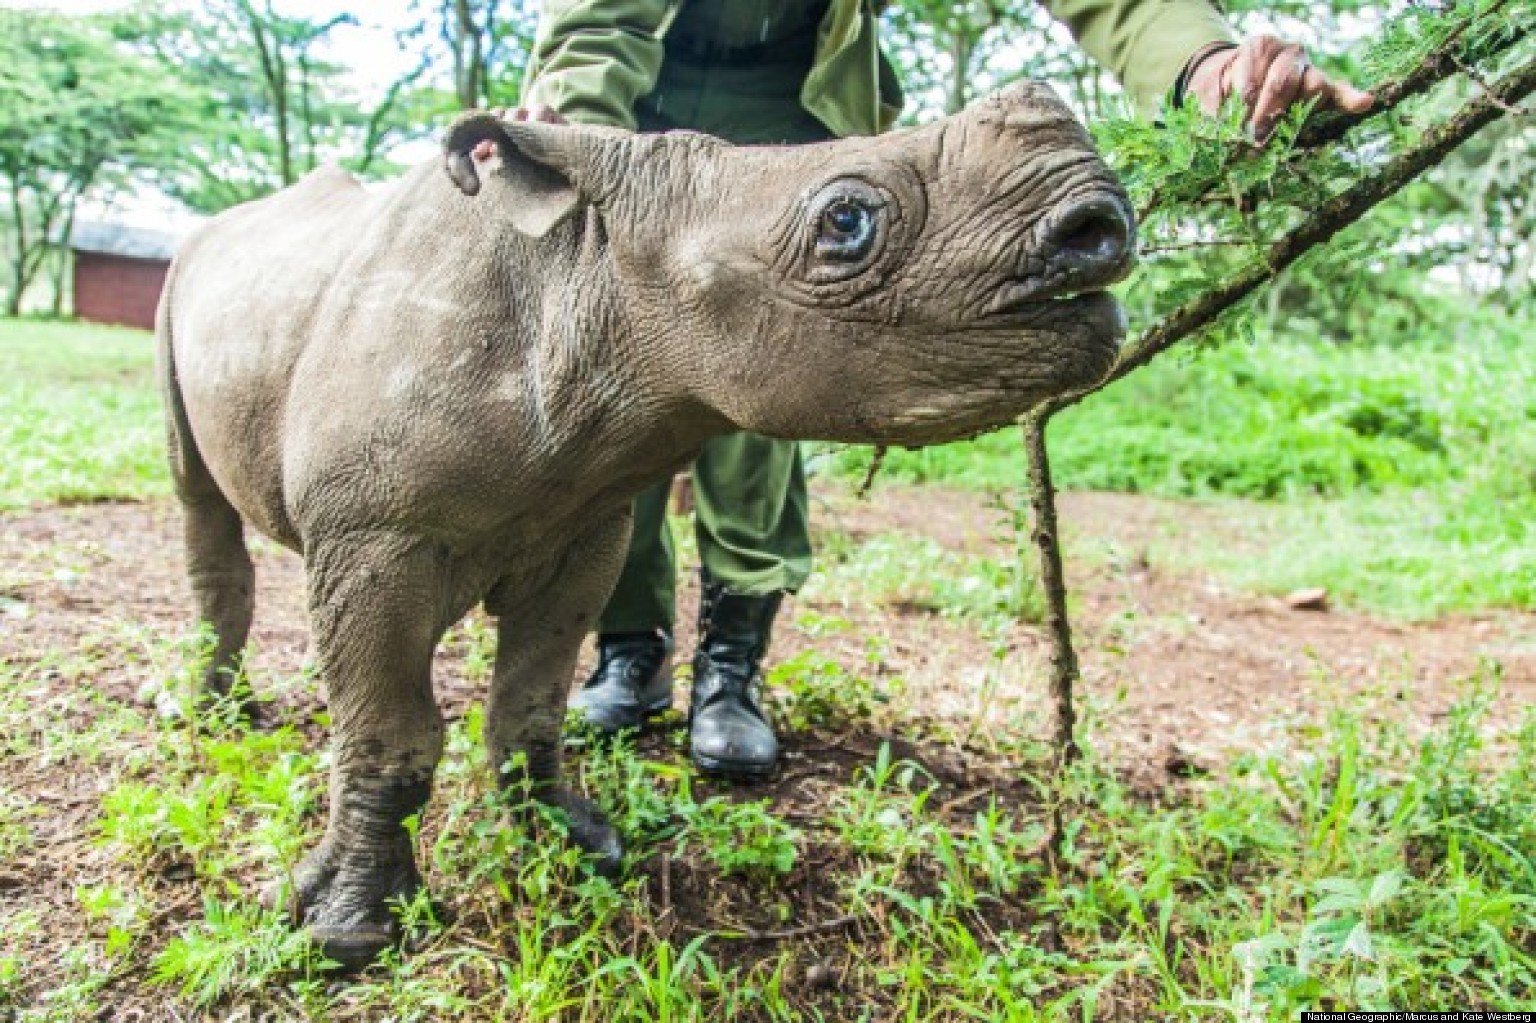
[485,513,631,874]
[284,533,452,968]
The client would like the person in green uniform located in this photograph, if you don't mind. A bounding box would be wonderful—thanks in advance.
[514,0,1372,778]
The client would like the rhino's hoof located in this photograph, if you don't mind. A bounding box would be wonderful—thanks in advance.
[272,845,423,970]
[544,789,624,877]
[310,921,397,970]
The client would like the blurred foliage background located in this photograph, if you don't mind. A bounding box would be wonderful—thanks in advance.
[2,0,1529,316]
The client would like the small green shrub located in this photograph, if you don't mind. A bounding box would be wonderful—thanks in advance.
[676,797,799,881]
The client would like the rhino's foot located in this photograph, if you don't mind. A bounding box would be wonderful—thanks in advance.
[199,666,264,728]
[279,840,424,969]
[537,787,624,877]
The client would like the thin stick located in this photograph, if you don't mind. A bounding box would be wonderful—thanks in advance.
[857,445,889,499]
[732,913,860,942]
[1022,414,1079,768]
[1022,412,1077,874]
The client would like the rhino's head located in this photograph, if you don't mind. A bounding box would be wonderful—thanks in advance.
[445,81,1133,447]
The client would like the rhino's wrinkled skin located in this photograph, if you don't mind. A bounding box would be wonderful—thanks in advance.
[157,80,1133,966]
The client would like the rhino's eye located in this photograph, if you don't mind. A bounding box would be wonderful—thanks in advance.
[817,197,877,262]
[798,177,897,288]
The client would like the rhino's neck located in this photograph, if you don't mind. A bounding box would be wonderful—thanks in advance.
[510,207,733,513]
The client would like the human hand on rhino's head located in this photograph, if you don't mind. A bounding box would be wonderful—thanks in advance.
[443,81,1135,447]
[469,105,569,163]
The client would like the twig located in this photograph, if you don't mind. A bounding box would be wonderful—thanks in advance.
[1451,51,1531,115]
[856,446,889,499]
[937,786,995,817]
[729,913,861,942]
[1021,413,1077,874]
[1140,237,1250,254]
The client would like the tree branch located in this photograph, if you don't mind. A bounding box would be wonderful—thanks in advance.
[1143,9,1528,220]
[1299,2,1524,150]
[1018,48,1533,877]
[1056,51,1536,415]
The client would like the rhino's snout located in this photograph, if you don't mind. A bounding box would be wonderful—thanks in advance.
[1040,193,1135,292]
[985,191,1135,315]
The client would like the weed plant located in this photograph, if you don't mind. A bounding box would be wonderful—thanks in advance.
[2,638,1529,1020]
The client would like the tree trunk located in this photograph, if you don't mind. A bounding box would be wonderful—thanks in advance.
[5,178,25,317]
[299,52,318,174]
[945,26,970,116]
[244,1,293,186]
[50,196,79,318]
[451,0,487,110]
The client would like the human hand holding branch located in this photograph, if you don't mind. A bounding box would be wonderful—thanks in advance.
[1187,34,1375,141]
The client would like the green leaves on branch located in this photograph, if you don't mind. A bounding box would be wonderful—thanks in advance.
[1078,0,1535,405]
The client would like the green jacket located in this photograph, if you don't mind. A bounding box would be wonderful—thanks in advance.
[523,0,1234,135]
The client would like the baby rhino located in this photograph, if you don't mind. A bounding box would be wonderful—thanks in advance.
[157,80,1134,966]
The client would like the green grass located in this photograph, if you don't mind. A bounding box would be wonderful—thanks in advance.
[0,317,167,509]
[1165,485,1535,618]
[2,640,1531,1020]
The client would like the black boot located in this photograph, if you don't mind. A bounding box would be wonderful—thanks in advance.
[569,629,673,734]
[689,576,781,777]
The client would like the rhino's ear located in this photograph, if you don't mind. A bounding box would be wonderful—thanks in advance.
[443,112,582,237]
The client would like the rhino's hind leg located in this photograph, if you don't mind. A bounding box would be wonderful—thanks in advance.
[284,533,451,968]
[163,322,258,719]
[182,492,256,714]
[176,460,258,715]
[485,514,632,875]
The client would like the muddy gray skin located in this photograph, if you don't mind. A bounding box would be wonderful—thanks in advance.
[156,80,1133,967]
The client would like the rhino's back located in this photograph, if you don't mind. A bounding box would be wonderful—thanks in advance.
[167,163,471,544]
[166,159,550,551]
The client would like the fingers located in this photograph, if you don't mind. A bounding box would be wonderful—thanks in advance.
[1319,71,1376,114]
[1250,41,1309,141]
[471,104,570,163]
[1228,36,1266,111]
[509,104,567,125]
[1186,47,1236,115]
[1204,35,1376,143]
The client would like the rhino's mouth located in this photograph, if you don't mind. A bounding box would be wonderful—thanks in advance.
[985,284,1113,318]
[982,287,1126,347]
[983,192,1135,321]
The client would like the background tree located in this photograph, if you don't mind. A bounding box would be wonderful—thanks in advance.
[130,1,427,214]
[882,0,1089,120]
[403,0,540,110]
[0,10,185,316]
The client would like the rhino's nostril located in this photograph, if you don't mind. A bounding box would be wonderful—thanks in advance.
[1047,196,1132,271]
[1058,216,1120,260]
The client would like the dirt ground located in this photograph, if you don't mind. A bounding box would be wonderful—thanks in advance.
[4,484,1530,771]
[3,485,1532,1016]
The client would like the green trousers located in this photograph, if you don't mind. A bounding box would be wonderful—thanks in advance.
[597,38,834,635]
[599,434,813,633]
